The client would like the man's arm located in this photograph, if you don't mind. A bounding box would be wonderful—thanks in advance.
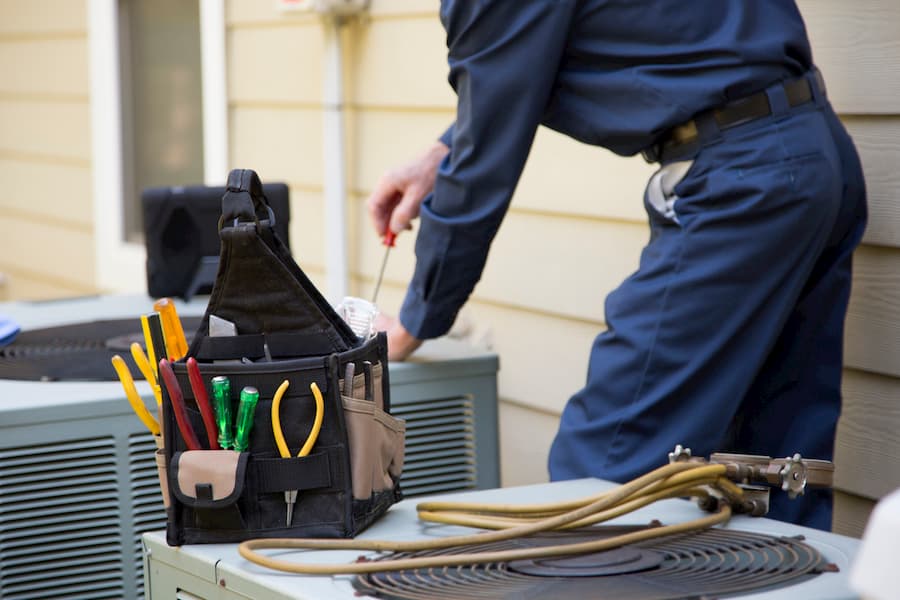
[399,0,576,340]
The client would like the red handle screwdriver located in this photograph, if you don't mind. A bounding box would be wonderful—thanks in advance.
[159,358,202,451]
[186,357,222,450]
[371,230,396,304]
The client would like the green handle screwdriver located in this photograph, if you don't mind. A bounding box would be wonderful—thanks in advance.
[211,376,234,450]
[233,386,259,452]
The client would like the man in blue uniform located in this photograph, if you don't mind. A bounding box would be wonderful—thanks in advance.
[367,1,867,530]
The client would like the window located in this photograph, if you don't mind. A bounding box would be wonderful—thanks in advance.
[119,0,205,242]
[88,0,226,292]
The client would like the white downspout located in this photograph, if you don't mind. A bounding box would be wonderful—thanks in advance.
[322,16,349,303]
[199,0,229,185]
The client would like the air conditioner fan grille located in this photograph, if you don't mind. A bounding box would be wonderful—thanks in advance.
[353,526,833,600]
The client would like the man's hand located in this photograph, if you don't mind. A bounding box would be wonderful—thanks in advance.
[367,141,449,237]
[374,313,422,361]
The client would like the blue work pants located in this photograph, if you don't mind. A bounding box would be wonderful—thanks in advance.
[549,74,867,531]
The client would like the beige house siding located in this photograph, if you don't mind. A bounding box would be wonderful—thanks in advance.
[0,0,96,299]
[798,0,900,536]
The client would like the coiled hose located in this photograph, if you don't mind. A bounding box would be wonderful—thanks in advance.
[238,461,743,575]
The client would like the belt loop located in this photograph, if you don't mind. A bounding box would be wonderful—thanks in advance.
[808,68,826,107]
[694,112,721,147]
[765,82,790,119]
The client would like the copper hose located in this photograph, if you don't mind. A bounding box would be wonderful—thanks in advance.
[238,462,738,575]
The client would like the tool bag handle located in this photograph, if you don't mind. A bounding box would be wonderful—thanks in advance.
[218,169,277,232]
[187,168,360,361]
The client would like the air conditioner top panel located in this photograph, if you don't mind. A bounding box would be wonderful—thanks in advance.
[0,294,497,421]
[143,477,861,600]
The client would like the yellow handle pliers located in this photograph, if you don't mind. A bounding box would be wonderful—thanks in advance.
[271,380,324,527]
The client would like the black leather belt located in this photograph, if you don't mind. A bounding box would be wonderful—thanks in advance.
[641,72,823,163]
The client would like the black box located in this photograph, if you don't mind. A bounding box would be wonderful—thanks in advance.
[142,182,291,299]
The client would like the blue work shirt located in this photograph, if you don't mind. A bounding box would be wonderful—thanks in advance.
[400,0,814,339]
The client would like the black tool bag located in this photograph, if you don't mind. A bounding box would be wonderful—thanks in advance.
[162,169,404,545]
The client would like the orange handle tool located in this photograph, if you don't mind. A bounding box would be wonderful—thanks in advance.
[153,298,189,361]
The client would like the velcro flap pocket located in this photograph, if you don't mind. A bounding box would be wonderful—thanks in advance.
[170,450,248,509]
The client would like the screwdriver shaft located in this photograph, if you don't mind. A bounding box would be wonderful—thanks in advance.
[371,243,391,304]
[371,231,396,304]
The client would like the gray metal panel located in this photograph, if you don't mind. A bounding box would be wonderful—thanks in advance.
[0,431,136,600]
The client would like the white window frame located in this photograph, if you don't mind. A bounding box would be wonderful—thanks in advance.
[87,0,228,293]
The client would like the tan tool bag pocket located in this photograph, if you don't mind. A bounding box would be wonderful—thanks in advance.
[339,362,404,501]
[341,361,406,500]
[169,450,250,533]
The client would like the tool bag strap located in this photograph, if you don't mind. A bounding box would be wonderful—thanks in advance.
[253,451,337,494]
[218,168,276,231]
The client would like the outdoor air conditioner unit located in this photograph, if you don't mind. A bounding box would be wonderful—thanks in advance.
[141,478,862,600]
[0,294,499,600]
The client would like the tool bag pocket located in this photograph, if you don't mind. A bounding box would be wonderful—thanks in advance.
[161,169,404,545]
[340,361,406,500]
[170,450,250,535]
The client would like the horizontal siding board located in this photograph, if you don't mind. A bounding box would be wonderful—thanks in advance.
[348,16,453,109]
[833,368,900,501]
[843,116,900,248]
[498,402,557,487]
[0,159,92,227]
[0,216,93,286]
[832,490,874,539]
[226,0,315,24]
[226,0,435,23]
[0,38,87,97]
[227,25,323,104]
[229,106,324,187]
[844,245,900,378]
[0,268,95,301]
[798,0,900,114]
[466,302,595,416]
[0,0,85,35]
[367,1,438,18]
[0,100,90,161]
[468,212,644,321]
[287,188,327,272]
